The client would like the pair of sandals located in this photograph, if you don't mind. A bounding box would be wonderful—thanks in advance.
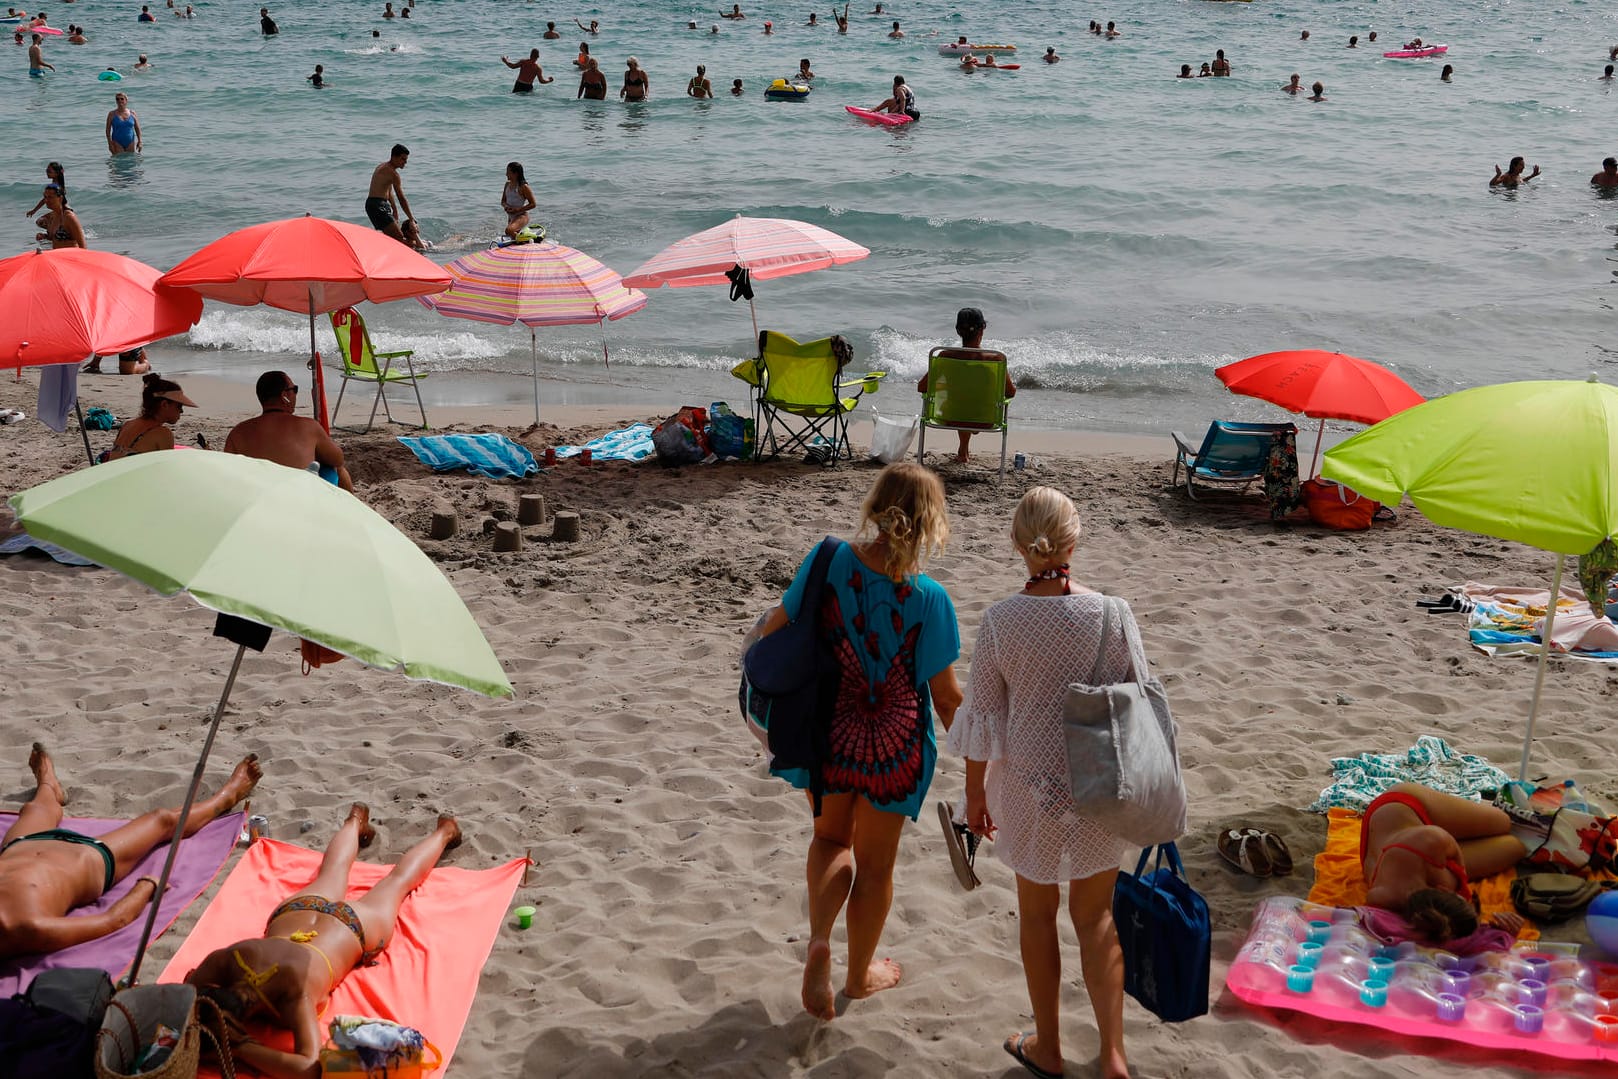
[1217,825,1293,877]
[937,802,981,890]
[1416,592,1476,614]
[0,409,25,425]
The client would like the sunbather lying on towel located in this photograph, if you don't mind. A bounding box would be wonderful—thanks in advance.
[186,804,461,1079]
[0,743,260,960]
[1362,782,1527,940]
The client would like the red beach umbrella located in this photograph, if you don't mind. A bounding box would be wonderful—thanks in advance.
[159,215,452,423]
[1216,349,1426,475]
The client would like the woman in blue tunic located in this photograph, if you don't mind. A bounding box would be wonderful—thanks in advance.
[756,462,963,1019]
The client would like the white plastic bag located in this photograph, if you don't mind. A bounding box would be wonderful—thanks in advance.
[869,412,919,465]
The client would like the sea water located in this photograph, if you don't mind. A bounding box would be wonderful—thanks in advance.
[5,0,1618,433]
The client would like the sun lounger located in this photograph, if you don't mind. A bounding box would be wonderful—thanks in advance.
[1171,420,1295,499]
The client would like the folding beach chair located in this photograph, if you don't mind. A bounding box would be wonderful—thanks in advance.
[916,346,1011,479]
[1171,420,1295,499]
[730,330,884,464]
[328,307,429,433]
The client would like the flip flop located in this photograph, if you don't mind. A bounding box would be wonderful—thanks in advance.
[1217,825,1274,877]
[936,801,981,891]
[1260,830,1294,875]
[1003,1031,1064,1079]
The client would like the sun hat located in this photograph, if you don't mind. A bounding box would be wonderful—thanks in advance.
[154,388,198,407]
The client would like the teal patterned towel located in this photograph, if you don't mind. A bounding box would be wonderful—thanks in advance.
[1305,736,1510,814]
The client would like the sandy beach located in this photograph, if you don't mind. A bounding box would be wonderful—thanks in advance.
[2,368,1615,1079]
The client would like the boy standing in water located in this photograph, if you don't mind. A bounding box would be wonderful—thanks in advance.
[365,144,415,246]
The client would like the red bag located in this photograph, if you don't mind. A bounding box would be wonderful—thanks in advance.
[300,638,344,673]
[1301,478,1381,530]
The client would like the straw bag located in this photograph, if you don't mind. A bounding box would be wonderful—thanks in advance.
[95,984,233,1079]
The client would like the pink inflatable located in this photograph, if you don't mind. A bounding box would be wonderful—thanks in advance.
[1228,897,1618,1063]
[1383,44,1449,58]
[845,105,912,126]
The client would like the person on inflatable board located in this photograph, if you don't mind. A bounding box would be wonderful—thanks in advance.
[888,19,902,38]
[1591,157,1618,189]
[1282,73,1302,94]
[1308,80,1326,101]
[980,52,998,68]
[576,19,599,34]
[957,34,969,44]
[259,6,276,34]
[0,744,260,962]
[500,161,536,240]
[687,63,712,98]
[1211,48,1230,75]
[1043,47,1058,63]
[916,308,1016,463]
[1601,63,1615,81]
[502,47,552,93]
[874,73,918,119]
[186,806,463,1079]
[365,144,415,247]
[1491,156,1540,188]
[577,56,606,99]
[1440,63,1453,82]
[1359,783,1526,943]
[225,371,355,491]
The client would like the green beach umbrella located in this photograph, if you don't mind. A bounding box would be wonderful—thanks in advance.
[1321,376,1618,779]
[9,450,512,981]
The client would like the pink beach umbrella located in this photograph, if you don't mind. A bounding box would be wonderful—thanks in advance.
[622,215,869,341]
[417,241,646,426]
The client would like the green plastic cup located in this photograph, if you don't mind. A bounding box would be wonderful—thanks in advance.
[514,905,536,930]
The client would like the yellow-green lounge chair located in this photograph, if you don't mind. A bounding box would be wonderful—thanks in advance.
[328,306,429,433]
[917,346,1011,479]
[730,330,884,464]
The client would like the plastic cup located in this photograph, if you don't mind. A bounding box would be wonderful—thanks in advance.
[1360,979,1389,1008]
[1594,1014,1618,1044]
[580,448,593,465]
[1306,920,1333,945]
[1436,993,1467,1022]
[1287,965,1316,993]
[1519,978,1547,1006]
[1295,942,1323,969]
[513,905,536,930]
[544,447,557,466]
[1515,1004,1544,1034]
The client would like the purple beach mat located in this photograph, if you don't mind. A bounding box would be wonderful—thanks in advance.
[0,810,243,996]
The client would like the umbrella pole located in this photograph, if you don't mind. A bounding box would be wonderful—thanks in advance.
[531,326,540,427]
[126,641,248,985]
[307,294,322,423]
[1519,555,1565,782]
[1310,417,1326,478]
[73,399,95,468]
[747,295,760,345]
[599,322,610,370]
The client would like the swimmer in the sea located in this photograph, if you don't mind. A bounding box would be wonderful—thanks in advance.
[134,53,150,69]
[1177,64,1192,78]
[719,3,743,17]
[259,6,276,34]
[888,19,902,39]
[306,63,323,87]
[730,77,743,95]
[1105,21,1120,38]
[959,53,977,71]
[1198,62,1211,77]
[621,54,648,100]
[1308,80,1325,101]
[575,19,598,34]
[835,3,849,33]
[1491,156,1539,188]
[1282,72,1301,94]
[27,32,53,76]
[1348,35,1357,48]
[542,20,559,38]
[502,47,552,92]
[1601,63,1615,81]
[1592,157,1618,188]
[796,57,814,80]
[1440,63,1453,81]
[381,2,393,18]
[1043,47,1058,64]
[687,63,712,97]
[709,23,719,33]
[762,20,772,33]
[1299,29,1309,42]
[577,55,605,98]
[806,11,817,26]
[573,41,589,67]
[1211,49,1230,76]
[1368,31,1377,43]
[869,2,882,11]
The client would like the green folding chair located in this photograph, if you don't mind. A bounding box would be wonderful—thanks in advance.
[730,330,884,464]
[917,346,1011,479]
[328,306,429,433]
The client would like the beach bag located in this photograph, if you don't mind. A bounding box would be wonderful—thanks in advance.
[95,984,233,1079]
[1112,843,1210,1023]
[709,401,749,459]
[869,411,919,465]
[319,1016,442,1079]
[300,637,345,672]
[2,967,111,1079]
[82,407,119,431]
[652,406,710,465]
[1062,597,1188,847]
[1510,872,1607,924]
[739,537,840,813]
[1301,477,1388,531]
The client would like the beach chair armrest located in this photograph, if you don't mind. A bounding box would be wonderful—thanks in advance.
[1171,431,1199,460]
[375,349,414,360]
[838,370,886,395]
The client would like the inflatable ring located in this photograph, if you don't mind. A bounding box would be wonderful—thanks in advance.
[97,70,123,80]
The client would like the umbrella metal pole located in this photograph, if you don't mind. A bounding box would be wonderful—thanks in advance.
[73,398,95,467]
[307,293,322,423]
[747,295,759,346]
[531,326,540,427]
[1310,417,1326,479]
[126,641,248,985]
[1519,555,1565,781]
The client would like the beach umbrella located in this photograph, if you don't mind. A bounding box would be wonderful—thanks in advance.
[417,241,646,426]
[10,451,513,982]
[158,215,452,425]
[1321,375,1618,780]
[0,248,204,464]
[1216,349,1425,476]
[622,215,868,341]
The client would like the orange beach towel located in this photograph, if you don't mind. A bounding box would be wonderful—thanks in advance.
[1307,807,1538,942]
[160,837,525,1075]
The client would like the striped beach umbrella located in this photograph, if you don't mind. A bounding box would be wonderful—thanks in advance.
[623,215,869,340]
[418,241,646,426]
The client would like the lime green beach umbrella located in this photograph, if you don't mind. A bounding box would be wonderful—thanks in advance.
[1322,376,1618,779]
[9,451,512,980]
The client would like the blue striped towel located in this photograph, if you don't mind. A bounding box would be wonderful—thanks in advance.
[556,424,656,463]
[396,433,538,480]
[0,531,96,566]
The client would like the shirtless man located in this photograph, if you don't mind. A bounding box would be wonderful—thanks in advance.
[719,3,743,17]
[1592,157,1618,189]
[259,6,276,33]
[0,744,260,961]
[224,371,355,491]
[186,805,461,1079]
[27,33,52,76]
[576,56,606,99]
[364,144,414,246]
[1282,73,1302,94]
[541,19,559,37]
[887,19,902,39]
[502,48,551,92]
[575,18,598,34]
[1491,156,1540,188]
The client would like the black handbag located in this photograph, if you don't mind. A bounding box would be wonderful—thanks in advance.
[1112,843,1209,1022]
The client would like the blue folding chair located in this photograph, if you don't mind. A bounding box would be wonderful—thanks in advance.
[1170,421,1295,499]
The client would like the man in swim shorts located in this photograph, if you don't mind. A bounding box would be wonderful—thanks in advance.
[1592,157,1618,188]
[225,371,355,491]
[577,55,606,99]
[27,32,52,76]
[259,6,276,33]
[0,744,261,960]
[365,143,414,245]
[502,47,551,92]
[185,805,461,1078]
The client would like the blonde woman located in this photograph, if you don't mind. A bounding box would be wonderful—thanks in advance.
[948,487,1133,1079]
[753,461,963,1020]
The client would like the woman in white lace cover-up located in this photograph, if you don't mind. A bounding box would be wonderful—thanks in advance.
[947,487,1136,1079]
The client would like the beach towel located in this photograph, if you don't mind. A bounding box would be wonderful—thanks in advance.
[160,837,524,1076]
[396,433,537,480]
[555,423,655,463]
[1460,582,1618,662]
[0,811,243,997]
[0,530,96,565]
[1305,735,1509,814]
[36,363,76,434]
[1307,807,1537,945]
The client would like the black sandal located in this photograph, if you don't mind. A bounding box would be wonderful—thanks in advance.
[937,801,981,891]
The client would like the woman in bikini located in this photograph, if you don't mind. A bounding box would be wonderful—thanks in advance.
[621,55,649,100]
[1361,783,1527,941]
[101,374,194,459]
[500,161,536,241]
[34,183,85,249]
[185,805,461,1079]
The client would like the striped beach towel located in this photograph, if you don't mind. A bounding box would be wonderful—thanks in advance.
[0,530,95,565]
[555,423,656,463]
[396,433,538,480]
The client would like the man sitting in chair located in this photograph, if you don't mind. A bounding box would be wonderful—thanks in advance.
[917,307,1015,463]
[225,371,356,492]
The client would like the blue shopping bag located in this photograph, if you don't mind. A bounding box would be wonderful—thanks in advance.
[1112,842,1209,1022]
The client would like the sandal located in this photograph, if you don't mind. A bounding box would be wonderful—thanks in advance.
[1217,825,1274,877]
[1260,830,1294,875]
[937,801,981,891]
[1004,1031,1064,1079]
